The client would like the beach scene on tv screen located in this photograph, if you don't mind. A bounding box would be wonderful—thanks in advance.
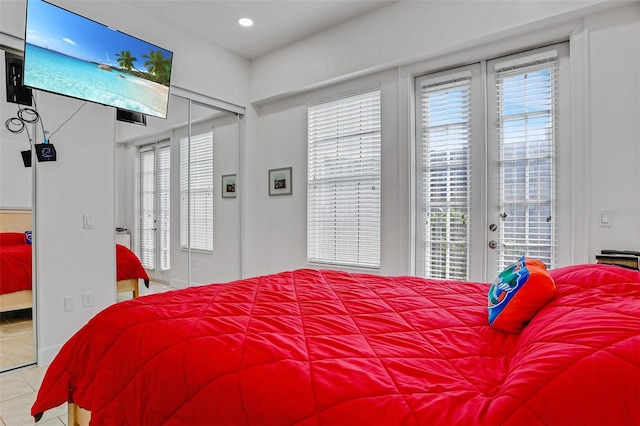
[24,0,172,119]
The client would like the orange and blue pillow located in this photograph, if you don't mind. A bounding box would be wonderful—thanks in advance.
[488,256,556,333]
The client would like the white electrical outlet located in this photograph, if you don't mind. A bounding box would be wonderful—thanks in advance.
[64,296,76,312]
[82,292,95,307]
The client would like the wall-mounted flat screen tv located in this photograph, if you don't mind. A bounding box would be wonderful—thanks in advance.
[23,0,173,119]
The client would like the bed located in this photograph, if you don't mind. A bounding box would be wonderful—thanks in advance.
[115,243,150,298]
[0,232,33,312]
[30,262,639,425]
[0,231,149,312]
[0,209,34,312]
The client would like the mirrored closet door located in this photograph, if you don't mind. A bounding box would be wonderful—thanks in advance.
[1,48,37,372]
[115,89,243,297]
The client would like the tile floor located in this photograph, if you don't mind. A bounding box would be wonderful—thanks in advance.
[0,281,172,425]
[0,364,66,426]
[0,311,35,372]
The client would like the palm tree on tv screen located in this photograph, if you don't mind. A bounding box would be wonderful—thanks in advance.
[115,50,138,71]
[142,50,171,86]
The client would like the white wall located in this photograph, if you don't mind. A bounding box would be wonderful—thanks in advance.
[250,0,610,103]
[586,4,640,254]
[34,94,116,364]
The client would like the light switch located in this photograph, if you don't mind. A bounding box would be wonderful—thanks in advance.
[64,296,76,312]
[599,210,611,227]
[83,214,94,229]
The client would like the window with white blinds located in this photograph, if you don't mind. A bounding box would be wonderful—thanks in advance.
[139,148,155,270]
[307,89,381,268]
[156,146,171,270]
[416,72,472,280]
[180,131,214,252]
[139,144,171,271]
[414,44,567,281]
[495,52,558,271]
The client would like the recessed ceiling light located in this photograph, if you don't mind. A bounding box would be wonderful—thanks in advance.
[238,17,254,27]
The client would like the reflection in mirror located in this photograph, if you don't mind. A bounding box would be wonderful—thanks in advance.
[115,92,241,301]
[0,48,36,371]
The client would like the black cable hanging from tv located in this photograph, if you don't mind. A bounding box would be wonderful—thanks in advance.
[5,103,37,167]
[4,94,86,166]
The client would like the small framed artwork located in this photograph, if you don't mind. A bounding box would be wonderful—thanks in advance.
[221,174,237,198]
[268,167,292,196]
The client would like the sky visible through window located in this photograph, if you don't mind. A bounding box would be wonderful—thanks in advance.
[25,0,172,68]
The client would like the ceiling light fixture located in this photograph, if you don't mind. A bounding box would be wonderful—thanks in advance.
[238,17,254,27]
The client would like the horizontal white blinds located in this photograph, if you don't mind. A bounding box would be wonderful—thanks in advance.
[307,90,381,268]
[139,144,171,271]
[180,131,214,251]
[496,53,558,272]
[157,145,171,270]
[139,148,155,270]
[417,74,472,280]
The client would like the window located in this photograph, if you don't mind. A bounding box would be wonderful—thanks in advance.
[139,143,171,271]
[415,44,568,281]
[307,89,381,268]
[416,71,472,280]
[180,131,214,251]
[494,51,558,272]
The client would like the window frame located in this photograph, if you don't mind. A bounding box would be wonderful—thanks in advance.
[412,42,571,282]
[414,68,476,281]
[138,141,171,272]
[179,129,214,253]
[307,88,382,269]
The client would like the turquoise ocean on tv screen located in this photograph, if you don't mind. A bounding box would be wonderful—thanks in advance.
[24,44,168,118]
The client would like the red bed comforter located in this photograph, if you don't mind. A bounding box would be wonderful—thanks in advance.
[0,244,32,294]
[32,265,640,425]
[0,244,148,296]
[116,244,149,286]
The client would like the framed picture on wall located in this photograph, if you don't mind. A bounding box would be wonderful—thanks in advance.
[268,167,292,196]
[222,174,237,198]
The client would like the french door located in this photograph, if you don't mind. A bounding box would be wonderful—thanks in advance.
[139,141,171,282]
[415,43,570,282]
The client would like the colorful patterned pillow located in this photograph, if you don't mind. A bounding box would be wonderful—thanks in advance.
[488,256,556,333]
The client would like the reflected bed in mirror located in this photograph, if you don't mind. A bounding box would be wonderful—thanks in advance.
[0,208,33,311]
[115,92,243,289]
[0,225,149,313]
[0,209,34,369]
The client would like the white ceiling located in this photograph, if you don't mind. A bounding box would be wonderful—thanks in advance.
[122,0,397,60]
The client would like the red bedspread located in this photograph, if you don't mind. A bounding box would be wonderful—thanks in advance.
[116,244,149,286]
[0,244,32,295]
[0,244,148,296]
[32,265,640,425]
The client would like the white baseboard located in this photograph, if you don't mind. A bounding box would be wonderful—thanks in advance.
[171,278,189,289]
[38,344,63,367]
